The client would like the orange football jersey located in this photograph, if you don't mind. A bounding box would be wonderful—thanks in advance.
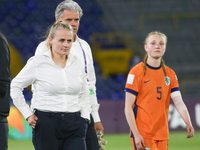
[125,62,179,140]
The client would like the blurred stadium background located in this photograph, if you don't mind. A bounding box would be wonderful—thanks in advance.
[1,0,199,145]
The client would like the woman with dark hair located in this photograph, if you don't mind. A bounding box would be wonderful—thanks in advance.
[0,32,10,150]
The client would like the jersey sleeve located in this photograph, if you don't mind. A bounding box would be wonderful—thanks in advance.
[125,67,142,96]
[168,68,179,93]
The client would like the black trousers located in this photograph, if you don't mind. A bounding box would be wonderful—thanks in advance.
[0,117,8,150]
[86,115,99,150]
[32,110,88,150]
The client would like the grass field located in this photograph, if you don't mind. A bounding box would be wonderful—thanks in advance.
[8,131,200,150]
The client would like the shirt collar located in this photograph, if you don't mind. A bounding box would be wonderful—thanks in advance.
[146,63,161,70]
[74,35,80,43]
[42,49,76,66]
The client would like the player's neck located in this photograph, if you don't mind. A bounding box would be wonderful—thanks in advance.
[147,57,161,67]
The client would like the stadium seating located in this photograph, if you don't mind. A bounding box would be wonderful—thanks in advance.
[96,0,200,97]
[0,0,108,99]
[1,0,200,100]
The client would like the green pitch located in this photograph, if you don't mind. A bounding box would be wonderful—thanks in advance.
[105,131,200,150]
[8,131,200,150]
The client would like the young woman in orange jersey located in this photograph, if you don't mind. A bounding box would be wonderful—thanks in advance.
[124,31,194,150]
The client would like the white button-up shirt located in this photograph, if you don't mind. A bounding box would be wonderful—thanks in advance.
[35,36,100,122]
[11,50,91,120]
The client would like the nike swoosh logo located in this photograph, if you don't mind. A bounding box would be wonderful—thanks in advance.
[144,80,150,83]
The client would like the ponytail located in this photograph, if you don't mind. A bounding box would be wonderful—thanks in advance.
[143,31,168,77]
[161,58,167,76]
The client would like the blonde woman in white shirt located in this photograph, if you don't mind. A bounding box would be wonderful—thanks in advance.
[35,1,105,150]
[11,21,90,150]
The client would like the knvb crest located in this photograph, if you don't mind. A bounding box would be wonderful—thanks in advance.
[165,76,170,86]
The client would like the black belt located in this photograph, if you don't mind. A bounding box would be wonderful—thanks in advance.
[34,109,80,118]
